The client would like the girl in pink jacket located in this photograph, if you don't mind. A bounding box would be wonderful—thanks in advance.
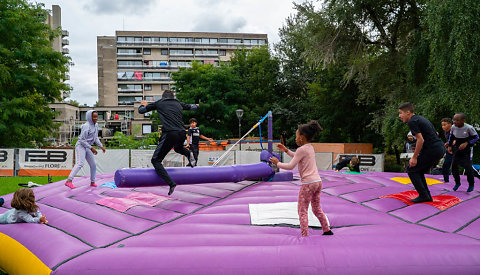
[269,121,333,237]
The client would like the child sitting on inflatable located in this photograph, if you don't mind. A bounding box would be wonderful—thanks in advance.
[334,156,360,172]
[0,188,48,224]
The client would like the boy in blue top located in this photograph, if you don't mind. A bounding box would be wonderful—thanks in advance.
[398,103,445,203]
[448,113,479,192]
[441,118,454,182]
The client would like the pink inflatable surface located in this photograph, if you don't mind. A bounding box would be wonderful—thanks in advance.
[1,170,479,274]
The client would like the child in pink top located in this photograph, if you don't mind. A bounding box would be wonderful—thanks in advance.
[269,121,333,237]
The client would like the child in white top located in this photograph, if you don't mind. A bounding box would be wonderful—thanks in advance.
[0,188,47,224]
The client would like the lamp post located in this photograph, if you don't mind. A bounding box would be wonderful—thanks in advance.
[236,109,244,150]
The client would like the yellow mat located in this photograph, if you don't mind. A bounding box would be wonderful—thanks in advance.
[390,177,443,185]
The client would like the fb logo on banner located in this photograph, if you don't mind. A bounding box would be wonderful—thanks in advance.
[339,155,376,166]
[0,150,7,162]
[25,150,67,162]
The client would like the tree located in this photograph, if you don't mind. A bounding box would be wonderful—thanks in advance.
[425,0,480,122]
[0,0,70,147]
[274,3,383,147]
[172,61,245,139]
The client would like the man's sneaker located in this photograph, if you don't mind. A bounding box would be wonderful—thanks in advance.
[168,184,176,195]
[188,152,196,168]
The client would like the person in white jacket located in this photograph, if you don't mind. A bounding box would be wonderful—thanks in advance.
[65,110,105,189]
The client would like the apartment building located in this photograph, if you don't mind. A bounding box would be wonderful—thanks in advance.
[45,5,70,100]
[49,30,267,145]
[96,31,268,137]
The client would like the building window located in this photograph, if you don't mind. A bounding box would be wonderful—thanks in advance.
[118,84,142,92]
[143,37,152,43]
[118,96,142,105]
[161,49,168,55]
[117,48,141,55]
[117,60,143,67]
[144,84,152,91]
[143,48,151,55]
[219,50,226,56]
[219,38,228,44]
[161,84,169,90]
[142,124,152,134]
[97,111,105,121]
[170,49,193,55]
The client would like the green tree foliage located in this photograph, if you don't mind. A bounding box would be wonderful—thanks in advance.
[274,2,384,147]
[0,0,70,147]
[173,61,245,138]
[425,0,480,122]
[110,132,157,149]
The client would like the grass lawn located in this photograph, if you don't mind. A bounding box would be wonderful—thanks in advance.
[0,176,67,196]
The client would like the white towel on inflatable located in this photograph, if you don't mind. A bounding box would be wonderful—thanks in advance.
[249,202,329,228]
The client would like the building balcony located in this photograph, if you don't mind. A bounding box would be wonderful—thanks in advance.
[62,30,69,37]
[117,65,172,70]
[116,53,143,58]
[117,88,143,93]
[62,48,69,54]
[62,39,69,45]
[117,78,171,82]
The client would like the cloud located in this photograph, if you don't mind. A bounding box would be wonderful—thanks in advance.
[83,0,156,15]
[192,13,247,33]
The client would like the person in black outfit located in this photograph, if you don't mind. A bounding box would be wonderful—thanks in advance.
[186,118,213,166]
[138,90,198,195]
[334,156,360,172]
[440,118,453,182]
[398,102,445,203]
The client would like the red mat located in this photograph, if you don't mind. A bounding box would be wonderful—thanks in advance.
[381,190,461,210]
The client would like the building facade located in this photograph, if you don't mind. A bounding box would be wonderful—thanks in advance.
[96,31,268,137]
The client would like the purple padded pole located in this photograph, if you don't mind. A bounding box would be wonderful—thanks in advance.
[115,163,274,188]
[268,111,273,153]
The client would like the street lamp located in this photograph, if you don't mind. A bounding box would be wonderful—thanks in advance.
[236,109,244,150]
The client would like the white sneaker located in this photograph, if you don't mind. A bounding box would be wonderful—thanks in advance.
[188,152,196,167]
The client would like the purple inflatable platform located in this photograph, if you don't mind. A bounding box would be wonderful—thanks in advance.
[1,170,479,274]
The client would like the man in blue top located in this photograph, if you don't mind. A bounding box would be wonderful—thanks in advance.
[398,102,445,203]
[138,90,198,195]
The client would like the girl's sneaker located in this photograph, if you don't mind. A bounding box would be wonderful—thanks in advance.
[90,182,98,187]
[65,181,77,189]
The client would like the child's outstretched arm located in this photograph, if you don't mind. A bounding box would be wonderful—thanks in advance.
[270,147,303,170]
[94,131,106,153]
[277,143,294,157]
[17,211,42,223]
[200,135,213,142]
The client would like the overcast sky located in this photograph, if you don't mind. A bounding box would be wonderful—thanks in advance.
[34,0,305,106]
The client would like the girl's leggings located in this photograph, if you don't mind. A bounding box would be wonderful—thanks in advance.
[68,145,96,182]
[298,181,330,236]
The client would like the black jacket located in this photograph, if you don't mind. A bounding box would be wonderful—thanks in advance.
[138,98,197,132]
